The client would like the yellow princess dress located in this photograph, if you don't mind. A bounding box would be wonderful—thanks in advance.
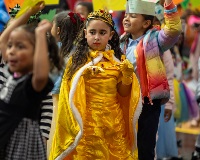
[49,50,142,160]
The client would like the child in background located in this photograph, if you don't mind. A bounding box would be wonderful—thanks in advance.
[47,11,84,157]
[192,58,200,160]
[50,11,84,94]
[74,1,93,19]
[0,3,62,159]
[49,9,142,160]
[120,0,182,159]
[0,4,54,146]
[153,2,180,159]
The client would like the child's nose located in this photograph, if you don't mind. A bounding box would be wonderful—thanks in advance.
[7,47,15,55]
[95,35,100,41]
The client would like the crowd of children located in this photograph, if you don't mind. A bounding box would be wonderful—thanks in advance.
[1,0,200,159]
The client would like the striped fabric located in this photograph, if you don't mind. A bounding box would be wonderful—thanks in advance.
[40,93,53,139]
[0,57,6,90]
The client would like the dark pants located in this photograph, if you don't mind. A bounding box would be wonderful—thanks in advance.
[137,98,161,160]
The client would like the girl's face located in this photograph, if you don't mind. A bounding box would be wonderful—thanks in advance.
[51,21,60,42]
[123,13,149,39]
[84,19,114,51]
[75,5,89,19]
[6,29,34,75]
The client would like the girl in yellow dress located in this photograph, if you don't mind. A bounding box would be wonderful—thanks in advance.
[49,9,142,160]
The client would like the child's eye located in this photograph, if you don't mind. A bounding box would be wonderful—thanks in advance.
[7,43,12,48]
[130,14,136,18]
[100,31,106,35]
[89,31,95,35]
[17,45,24,49]
[17,44,25,49]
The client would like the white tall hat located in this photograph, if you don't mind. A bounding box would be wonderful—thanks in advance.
[126,0,156,16]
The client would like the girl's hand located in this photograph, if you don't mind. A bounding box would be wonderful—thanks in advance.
[164,109,172,122]
[119,59,134,78]
[119,59,134,85]
[35,20,52,34]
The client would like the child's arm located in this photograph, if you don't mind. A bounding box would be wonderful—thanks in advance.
[158,0,182,52]
[163,50,174,121]
[32,20,52,92]
[0,2,44,61]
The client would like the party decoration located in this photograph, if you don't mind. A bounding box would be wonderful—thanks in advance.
[15,0,60,19]
[93,0,126,11]
[9,4,41,24]
[181,0,200,10]
[15,0,44,18]
[190,0,200,8]
[9,4,21,18]
[173,0,184,5]
[45,0,59,5]
[39,9,56,22]
[4,0,24,11]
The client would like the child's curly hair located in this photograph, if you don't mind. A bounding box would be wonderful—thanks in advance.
[67,10,123,79]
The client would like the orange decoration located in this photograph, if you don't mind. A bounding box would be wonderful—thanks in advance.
[173,0,184,5]
[4,0,24,11]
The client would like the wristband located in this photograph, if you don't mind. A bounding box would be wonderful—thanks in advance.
[164,6,177,14]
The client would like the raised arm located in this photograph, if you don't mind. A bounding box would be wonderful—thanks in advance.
[0,2,44,61]
[32,20,52,92]
[158,0,182,52]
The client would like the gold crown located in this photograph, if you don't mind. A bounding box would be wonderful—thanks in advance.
[87,10,114,27]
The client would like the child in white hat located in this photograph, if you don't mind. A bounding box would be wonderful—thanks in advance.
[120,0,182,159]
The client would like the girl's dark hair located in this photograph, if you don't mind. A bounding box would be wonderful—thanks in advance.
[120,14,154,45]
[19,24,63,72]
[142,14,154,31]
[75,2,93,14]
[67,17,123,79]
[53,11,84,58]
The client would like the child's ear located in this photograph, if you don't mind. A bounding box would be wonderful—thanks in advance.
[57,27,60,35]
[143,20,152,29]
[109,31,115,40]
[84,29,87,38]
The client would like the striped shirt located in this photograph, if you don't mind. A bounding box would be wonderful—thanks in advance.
[0,57,53,139]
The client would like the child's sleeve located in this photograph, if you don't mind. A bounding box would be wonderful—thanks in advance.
[39,92,53,139]
[158,1,182,52]
[162,50,175,111]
